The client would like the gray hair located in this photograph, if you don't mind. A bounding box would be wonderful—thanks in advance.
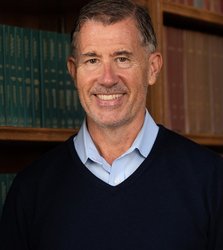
[70,0,157,57]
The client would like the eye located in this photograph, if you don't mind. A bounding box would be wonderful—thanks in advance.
[117,57,129,63]
[86,58,98,64]
[116,56,132,68]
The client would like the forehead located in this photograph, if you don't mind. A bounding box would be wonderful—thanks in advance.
[76,18,143,52]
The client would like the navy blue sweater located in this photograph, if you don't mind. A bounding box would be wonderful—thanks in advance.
[1,126,223,250]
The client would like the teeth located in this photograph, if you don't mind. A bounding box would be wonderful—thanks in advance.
[97,94,122,100]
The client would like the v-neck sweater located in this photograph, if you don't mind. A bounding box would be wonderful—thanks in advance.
[1,125,223,250]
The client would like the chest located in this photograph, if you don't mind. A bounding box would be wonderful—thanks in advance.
[29,170,209,250]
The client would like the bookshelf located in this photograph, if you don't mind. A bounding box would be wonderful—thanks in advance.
[163,2,223,25]
[0,0,223,174]
[146,0,223,148]
[0,127,76,142]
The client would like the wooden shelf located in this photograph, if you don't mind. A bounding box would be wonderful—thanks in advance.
[185,134,223,146]
[0,127,77,142]
[0,127,223,146]
[162,1,223,26]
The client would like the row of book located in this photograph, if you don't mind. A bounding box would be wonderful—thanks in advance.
[166,0,223,14]
[0,173,16,218]
[0,24,84,129]
[163,26,223,135]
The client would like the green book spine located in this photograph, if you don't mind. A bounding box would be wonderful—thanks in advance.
[10,26,18,126]
[0,25,6,126]
[63,36,74,128]
[39,30,45,127]
[31,29,41,127]
[16,26,26,127]
[63,34,85,128]
[29,30,36,127]
[39,30,51,128]
[4,25,17,126]
[48,31,58,128]
[23,28,32,127]
[56,33,66,128]
[193,0,204,8]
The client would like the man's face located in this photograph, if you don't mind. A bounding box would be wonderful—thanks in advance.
[70,18,157,129]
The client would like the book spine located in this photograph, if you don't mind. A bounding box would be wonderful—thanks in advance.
[183,30,197,134]
[57,33,66,128]
[210,0,221,14]
[1,25,86,129]
[48,31,58,128]
[63,35,74,128]
[39,30,45,128]
[194,32,212,134]
[193,0,204,8]
[204,0,211,10]
[210,35,223,134]
[221,0,223,14]
[15,26,26,127]
[0,25,6,126]
[163,26,185,132]
[41,31,51,128]
[23,28,32,127]
[4,26,18,126]
[186,0,194,6]
[31,29,41,127]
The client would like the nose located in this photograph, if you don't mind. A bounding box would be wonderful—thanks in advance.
[98,62,119,86]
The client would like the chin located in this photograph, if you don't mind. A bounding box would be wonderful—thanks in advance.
[93,116,132,129]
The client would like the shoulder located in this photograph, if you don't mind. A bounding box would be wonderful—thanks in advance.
[155,125,223,167]
[13,135,77,189]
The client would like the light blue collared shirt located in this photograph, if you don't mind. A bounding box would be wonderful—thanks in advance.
[74,110,159,186]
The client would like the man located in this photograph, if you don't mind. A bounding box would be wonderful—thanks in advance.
[0,0,223,249]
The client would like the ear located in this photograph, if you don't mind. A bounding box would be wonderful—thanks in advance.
[147,52,163,86]
[67,56,76,80]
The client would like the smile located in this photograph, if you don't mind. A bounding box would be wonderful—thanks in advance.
[96,94,123,101]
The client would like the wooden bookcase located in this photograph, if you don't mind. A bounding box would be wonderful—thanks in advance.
[145,0,223,148]
[0,0,223,173]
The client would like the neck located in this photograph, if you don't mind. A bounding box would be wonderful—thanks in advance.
[87,117,145,165]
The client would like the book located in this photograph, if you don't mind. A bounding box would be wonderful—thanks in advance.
[4,25,18,126]
[0,25,6,125]
[23,28,33,127]
[193,31,212,134]
[164,26,223,135]
[48,31,58,128]
[56,33,67,128]
[64,37,75,128]
[30,29,41,127]
[39,30,51,127]
[163,26,185,132]
[210,35,223,134]
[15,27,26,127]
[193,0,204,8]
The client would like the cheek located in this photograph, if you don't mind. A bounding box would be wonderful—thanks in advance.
[128,69,148,91]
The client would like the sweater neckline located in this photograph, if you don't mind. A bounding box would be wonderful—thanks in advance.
[66,125,166,191]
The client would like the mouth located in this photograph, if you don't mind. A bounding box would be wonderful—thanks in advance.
[93,93,125,108]
[96,94,123,101]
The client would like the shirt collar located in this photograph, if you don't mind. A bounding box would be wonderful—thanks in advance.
[74,110,159,164]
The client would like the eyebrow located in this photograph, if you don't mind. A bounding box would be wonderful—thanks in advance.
[80,52,99,58]
[113,50,133,57]
[80,50,133,58]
